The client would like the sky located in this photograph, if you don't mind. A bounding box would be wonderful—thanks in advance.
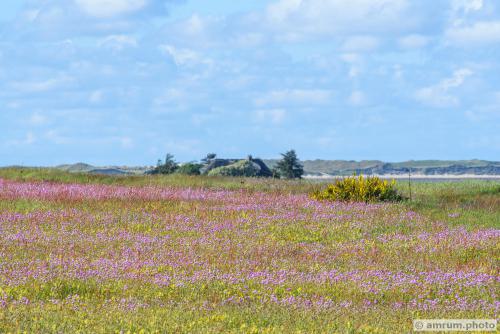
[0,0,499,166]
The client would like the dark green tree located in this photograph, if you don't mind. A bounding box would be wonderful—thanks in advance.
[163,153,178,173]
[150,153,178,175]
[274,150,304,179]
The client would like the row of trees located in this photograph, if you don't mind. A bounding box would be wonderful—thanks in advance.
[150,154,201,176]
[150,150,304,179]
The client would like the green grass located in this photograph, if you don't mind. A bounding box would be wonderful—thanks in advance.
[1,167,498,230]
[0,167,317,193]
[1,167,498,224]
[396,180,500,228]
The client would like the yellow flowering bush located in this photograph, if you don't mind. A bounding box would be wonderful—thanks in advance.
[311,174,403,203]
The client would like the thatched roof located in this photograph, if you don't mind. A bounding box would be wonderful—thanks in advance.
[201,157,272,177]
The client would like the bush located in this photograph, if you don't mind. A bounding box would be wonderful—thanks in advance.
[311,174,404,203]
[176,163,202,175]
[208,160,260,177]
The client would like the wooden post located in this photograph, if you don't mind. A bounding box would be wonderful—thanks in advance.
[408,167,412,201]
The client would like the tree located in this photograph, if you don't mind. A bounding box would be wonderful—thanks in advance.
[149,153,178,175]
[274,150,304,179]
[162,154,178,173]
[202,153,217,164]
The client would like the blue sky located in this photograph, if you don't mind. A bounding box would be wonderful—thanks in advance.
[1,0,499,166]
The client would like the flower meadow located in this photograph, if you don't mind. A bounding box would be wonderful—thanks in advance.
[0,177,498,333]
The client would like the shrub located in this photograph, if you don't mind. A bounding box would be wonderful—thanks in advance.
[208,160,260,177]
[311,174,404,203]
[176,163,202,175]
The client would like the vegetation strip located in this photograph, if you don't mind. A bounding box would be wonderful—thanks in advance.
[0,171,498,333]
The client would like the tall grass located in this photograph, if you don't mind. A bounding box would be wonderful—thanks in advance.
[0,168,498,332]
[0,167,319,194]
[1,167,498,229]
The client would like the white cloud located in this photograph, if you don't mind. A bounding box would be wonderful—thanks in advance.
[159,44,212,67]
[398,34,429,49]
[6,132,37,147]
[441,69,474,89]
[254,109,286,124]
[99,35,138,51]
[9,75,74,93]
[119,136,134,149]
[153,88,186,104]
[28,113,48,125]
[44,130,69,145]
[465,107,500,121]
[164,14,220,48]
[183,14,205,36]
[266,0,301,23]
[265,0,411,38]
[30,6,65,25]
[340,53,364,78]
[348,91,366,106]
[393,64,403,79]
[451,0,483,14]
[25,132,36,145]
[448,0,485,30]
[415,68,473,108]
[74,0,147,18]
[233,33,265,48]
[340,53,362,63]
[415,90,458,109]
[161,139,203,156]
[23,9,41,22]
[464,91,500,121]
[342,36,379,52]
[151,88,191,114]
[6,101,21,109]
[255,89,333,106]
[89,90,104,104]
[191,113,216,126]
[12,0,180,39]
[446,21,500,45]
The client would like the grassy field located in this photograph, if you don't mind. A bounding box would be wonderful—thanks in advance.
[0,168,498,333]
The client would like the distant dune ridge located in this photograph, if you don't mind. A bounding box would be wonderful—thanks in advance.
[264,159,500,177]
[46,159,500,177]
[55,163,151,175]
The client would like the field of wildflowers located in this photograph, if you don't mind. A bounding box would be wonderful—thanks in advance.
[0,171,498,333]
